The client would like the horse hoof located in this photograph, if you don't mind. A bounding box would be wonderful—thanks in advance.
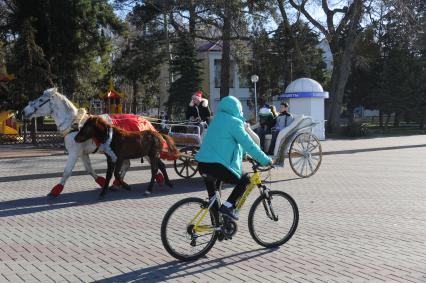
[49,184,64,197]
[95,176,106,188]
[122,184,131,191]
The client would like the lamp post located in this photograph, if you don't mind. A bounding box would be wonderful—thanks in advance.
[251,74,259,122]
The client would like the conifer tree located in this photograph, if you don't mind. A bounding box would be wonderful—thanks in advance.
[167,33,203,118]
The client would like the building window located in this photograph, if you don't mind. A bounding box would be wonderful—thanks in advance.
[214,59,234,88]
[239,74,250,88]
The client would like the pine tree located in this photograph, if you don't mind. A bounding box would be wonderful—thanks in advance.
[1,0,124,104]
[167,33,203,118]
[2,20,53,111]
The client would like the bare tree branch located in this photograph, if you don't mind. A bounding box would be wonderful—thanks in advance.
[322,0,336,34]
[288,0,330,39]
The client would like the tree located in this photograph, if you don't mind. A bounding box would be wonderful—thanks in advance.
[2,20,53,111]
[287,0,364,132]
[245,20,327,106]
[1,0,124,104]
[344,28,381,121]
[167,32,203,117]
[345,0,426,128]
[113,7,166,113]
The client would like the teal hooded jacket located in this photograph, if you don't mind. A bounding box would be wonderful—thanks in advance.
[195,96,271,178]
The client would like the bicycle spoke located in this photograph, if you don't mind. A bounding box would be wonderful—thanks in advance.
[161,198,218,261]
[249,191,298,248]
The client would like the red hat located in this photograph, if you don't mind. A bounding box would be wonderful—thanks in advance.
[194,91,203,98]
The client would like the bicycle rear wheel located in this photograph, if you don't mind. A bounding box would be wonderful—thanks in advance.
[161,197,218,261]
[248,190,299,248]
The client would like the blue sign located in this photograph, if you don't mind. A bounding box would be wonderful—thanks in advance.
[280,92,329,99]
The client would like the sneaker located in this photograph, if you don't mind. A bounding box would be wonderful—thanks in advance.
[219,205,239,221]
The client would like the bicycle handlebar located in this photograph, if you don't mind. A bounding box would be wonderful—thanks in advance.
[246,156,274,172]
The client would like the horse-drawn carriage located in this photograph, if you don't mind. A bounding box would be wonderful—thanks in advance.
[163,115,322,179]
[165,121,207,179]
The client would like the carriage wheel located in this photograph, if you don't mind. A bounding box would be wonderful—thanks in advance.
[174,147,198,179]
[289,133,322,178]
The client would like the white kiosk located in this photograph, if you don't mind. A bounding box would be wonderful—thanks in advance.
[280,78,328,140]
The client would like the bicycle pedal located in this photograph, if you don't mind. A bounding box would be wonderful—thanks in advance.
[217,232,225,242]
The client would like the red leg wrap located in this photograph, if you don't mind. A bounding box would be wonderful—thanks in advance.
[50,184,64,196]
[95,176,106,187]
[155,172,164,185]
[113,179,123,187]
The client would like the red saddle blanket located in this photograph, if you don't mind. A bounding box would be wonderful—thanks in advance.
[99,114,176,160]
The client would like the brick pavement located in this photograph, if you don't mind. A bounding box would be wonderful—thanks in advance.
[0,135,426,282]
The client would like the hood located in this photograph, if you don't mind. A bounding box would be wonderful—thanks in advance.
[217,96,245,121]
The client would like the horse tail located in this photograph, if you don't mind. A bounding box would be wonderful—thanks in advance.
[160,133,179,156]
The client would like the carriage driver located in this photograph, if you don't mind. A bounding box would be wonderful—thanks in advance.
[195,96,272,220]
[186,90,211,123]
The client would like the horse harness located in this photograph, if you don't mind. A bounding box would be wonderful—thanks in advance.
[61,109,101,154]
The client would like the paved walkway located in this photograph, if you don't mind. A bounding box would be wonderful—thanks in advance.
[0,135,425,282]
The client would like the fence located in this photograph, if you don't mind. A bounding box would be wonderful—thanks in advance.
[0,132,64,146]
[0,118,64,147]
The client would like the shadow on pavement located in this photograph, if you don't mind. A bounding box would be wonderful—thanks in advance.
[95,247,279,283]
[322,143,426,156]
[0,163,175,183]
[0,177,210,218]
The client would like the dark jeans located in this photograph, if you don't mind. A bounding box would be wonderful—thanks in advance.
[267,130,280,155]
[198,162,250,209]
[256,127,269,152]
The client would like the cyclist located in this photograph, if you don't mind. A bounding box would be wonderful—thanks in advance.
[195,96,272,220]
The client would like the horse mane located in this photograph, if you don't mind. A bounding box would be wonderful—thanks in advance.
[47,88,79,115]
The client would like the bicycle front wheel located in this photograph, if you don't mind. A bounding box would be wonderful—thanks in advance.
[248,191,299,248]
[161,197,218,261]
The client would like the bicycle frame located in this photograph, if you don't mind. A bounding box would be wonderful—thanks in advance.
[190,171,262,234]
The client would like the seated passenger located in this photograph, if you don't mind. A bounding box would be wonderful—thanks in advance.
[267,102,294,155]
[257,104,278,151]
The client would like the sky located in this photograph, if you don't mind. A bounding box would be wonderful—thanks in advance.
[110,0,347,39]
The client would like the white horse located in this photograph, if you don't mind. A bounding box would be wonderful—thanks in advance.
[22,88,130,196]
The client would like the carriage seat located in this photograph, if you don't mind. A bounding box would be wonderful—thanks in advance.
[266,115,311,156]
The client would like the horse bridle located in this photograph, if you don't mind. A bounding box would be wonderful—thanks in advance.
[32,98,51,112]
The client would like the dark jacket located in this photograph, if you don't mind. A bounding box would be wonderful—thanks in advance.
[186,98,211,123]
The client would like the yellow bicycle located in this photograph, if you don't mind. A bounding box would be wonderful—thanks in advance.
[161,158,299,261]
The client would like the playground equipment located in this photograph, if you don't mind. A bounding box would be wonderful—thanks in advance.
[0,111,20,135]
[99,81,125,114]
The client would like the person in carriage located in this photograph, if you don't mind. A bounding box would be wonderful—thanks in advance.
[256,103,278,151]
[265,101,294,155]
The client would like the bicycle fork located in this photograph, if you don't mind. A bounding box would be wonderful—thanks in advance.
[261,187,279,221]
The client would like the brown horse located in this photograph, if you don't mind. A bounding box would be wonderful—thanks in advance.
[74,116,179,198]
